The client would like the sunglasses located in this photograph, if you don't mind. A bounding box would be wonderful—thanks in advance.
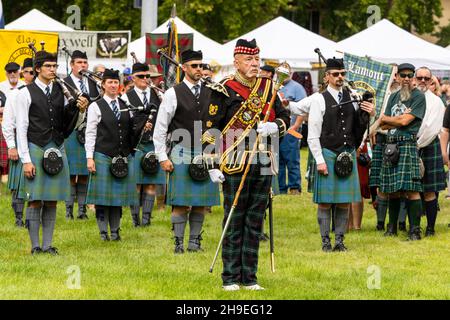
[187,63,203,69]
[329,71,346,77]
[135,74,151,79]
[416,76,431,81]
[399,73,414,79]
[6,70,19,74]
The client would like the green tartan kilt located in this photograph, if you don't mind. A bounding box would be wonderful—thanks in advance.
[20,142,71,202]
[167,144,220,207]
[420,137,446,192]
[369,142,383,187]
[133,142,166,186]
[64,130,88,176]
[380,141,423,193]
[313,148,361,204]
[86,152,139,207]
[7,159,23,191]
[306,149,316,193]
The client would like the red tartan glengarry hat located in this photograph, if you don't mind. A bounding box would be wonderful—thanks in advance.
[234,39,260,56]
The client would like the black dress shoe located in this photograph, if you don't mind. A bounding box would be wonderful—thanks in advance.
[174,237,184,254]
[384,224,397,236]
[15,219,24,228]
[43,247,59,255]
[333,235,348,252]
[424,227,435,237]
[77,214,88,220]
[321,236,332,252]
[100,232,110,241]
[31,247,43,255]
[259,233,270,242]
[376,222,385,231]
[110,230,121,241]
[398,222,407,232]
[407,227,422,241]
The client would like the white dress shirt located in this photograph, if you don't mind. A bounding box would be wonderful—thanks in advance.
[0,79,25,93]
[2,88,20,148]
[417,89,445,149]
[153,78,201,162]
[120,86,152,107]
[16,79,69,163]
[70,73,90,95]
[288,92,322,118]
[307,86,359,165]
[85,95,135,159]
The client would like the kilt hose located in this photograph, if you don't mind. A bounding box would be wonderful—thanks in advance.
[380,141,423,194]
[133,142,166,186]
[221,164,272,286]
[166,144,220,207]
[86,152,138,207]
[20,142,71,202]
[369,134,385,188]
[420,137,446,192]
[313,148,361,204]
[64,130,89,176]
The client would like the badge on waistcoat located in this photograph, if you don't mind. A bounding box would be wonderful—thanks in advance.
[209,104,218,116]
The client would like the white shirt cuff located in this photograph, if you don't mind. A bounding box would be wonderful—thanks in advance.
[22,154,32,164]
[86,152,94,159]
[157,152,169,162]
[315,155,325,165]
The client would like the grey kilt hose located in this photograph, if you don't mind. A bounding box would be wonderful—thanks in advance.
[64,130,89,176]
[221,164,272,286]
[369,133,386,188]
[20,142,71,202]
[380,139,423,193]
[133,142,166,186]
[313,148,361,204]
[420,137,446,192]
[166,144,220,207]
[86,152,139,207]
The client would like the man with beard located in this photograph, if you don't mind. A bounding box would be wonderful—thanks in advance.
[415,67,446,236]
[379,63,426,240]
[308,58,374,252]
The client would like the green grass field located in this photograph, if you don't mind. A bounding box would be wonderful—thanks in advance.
[0,149,449,300]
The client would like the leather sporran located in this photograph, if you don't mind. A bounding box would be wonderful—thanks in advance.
[42,148,64,176]
[76,122,86,145]
[110,156,128,178]
[383,143,399,166]
[140,151,158,175]
[334,151,353,178]
[188,155,209,182]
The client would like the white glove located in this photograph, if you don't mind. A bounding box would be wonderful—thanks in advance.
[257,122,278,137]
[208,169,225,184]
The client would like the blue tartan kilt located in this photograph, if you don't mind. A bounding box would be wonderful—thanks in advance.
[20,142,71,202]
[133,142,166,186]
[306,149,316,194]
[7,159,23,191]
[86,152,139,207]
[64,130,88,176]
[313,148,361,204]
[420,137,446,192]
[167,144,220,207]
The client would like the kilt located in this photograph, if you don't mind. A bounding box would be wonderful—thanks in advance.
[7,159,23,191]
[380,141,422,193]
[313,148,361,204]
[86,152,138,207]
[20,142,71,202]
[306,149,316,193]
[0,126,9,174]
[166,144,220,207]
[64,131,88,176]
[369,138,384,187]
[420,137,446,192]
[133,142,166,185]
[271,174,280,195]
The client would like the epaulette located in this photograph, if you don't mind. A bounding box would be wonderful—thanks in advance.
[205,76,231,98]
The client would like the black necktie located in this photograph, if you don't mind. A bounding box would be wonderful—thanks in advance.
[111,100,120,121]
[143,91,148,107]
[338,91,343,103]
[193,84,200,99]
[45,86,51,98]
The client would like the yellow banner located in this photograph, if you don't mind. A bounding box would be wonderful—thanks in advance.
[0,30,59,82]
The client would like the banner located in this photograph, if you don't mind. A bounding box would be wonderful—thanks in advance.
[344,53,395,117]
[58,30,131,61]
[0,30,58,82]
[0,0,5,29]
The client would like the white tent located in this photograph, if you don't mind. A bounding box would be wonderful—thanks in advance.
[338,19,450,70]
[5,8,74,32]
[223,16,338,69]
[128,17,230,66]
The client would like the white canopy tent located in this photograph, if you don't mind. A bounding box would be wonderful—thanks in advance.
[128,17,230,66]
[5,8,74,32]
[338,19,450,71]
[223,16,338,69]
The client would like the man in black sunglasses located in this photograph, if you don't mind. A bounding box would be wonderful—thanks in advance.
[379,63,426,240]
[415,67,446,237]
[121,62,163,228]
[308,58,374,253]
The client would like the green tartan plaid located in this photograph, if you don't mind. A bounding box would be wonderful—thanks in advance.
[133,142,166,186]
[380,141,422,193]
[64,131,88,176]
[7,159,22,191]
[313,148,361,204]
[221,166,271,286]
[166,144,220,207]
[369,142,383,187]
[306,149,316,193]
[21,142,71,202]
[420,137,446,192]
[86,152,139,207]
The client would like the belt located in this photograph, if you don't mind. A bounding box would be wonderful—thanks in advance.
[386,135,417,143]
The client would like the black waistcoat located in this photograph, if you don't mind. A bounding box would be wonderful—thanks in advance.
[27,82,65,147]
[95,98,131,157]
[169,82,210,148]
[125,88,161,139]
[319,89,355,152]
